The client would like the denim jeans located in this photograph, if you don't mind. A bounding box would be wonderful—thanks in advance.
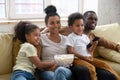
[10,70,35,80]
[39,66,72,80]
[39,70,54,80]
[54,66,72,80]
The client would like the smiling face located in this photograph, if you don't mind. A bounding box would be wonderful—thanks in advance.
[46,15,61,34]
[70,19,84,35]
[84,12,98,30]
[26,28,40,46]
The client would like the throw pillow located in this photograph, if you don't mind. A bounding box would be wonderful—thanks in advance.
[0,33,13,74]
[12,39,22,66]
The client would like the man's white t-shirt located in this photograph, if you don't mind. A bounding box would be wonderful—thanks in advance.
[13,42,37,74]
[68,32,91,57]
[41,34,69,61]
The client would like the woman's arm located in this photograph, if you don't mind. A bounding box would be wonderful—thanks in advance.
[40,27,49,34]
[35,43,42,58]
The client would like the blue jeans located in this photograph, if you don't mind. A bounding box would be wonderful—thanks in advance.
[54,66,72,80]
[39,71,54,80]
[39,66,72,80]
[10,70,35,80]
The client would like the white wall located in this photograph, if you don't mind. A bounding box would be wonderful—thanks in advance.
[0,21,44,34]
[0,20,67,33]
[98,0,120,25]
[0,0,120,33]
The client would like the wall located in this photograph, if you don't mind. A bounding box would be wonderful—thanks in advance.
[98,0,120,25]
[0,0,120,33]
[0,20,44,33]
[0,19,67,33]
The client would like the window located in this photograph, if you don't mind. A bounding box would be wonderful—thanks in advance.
[83,0,98,14]
[51,0,79,17]
[49,0,98,17]
[9,0,44,19]
[0,0,98,20]
[0,0,6,18]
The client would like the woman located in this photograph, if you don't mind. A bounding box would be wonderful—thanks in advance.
[38,5,72,80]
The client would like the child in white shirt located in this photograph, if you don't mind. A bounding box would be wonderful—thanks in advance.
[67,13,119,80]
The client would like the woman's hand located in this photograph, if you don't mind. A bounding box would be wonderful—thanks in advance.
[48,63,58,71]
[45,60,58,71]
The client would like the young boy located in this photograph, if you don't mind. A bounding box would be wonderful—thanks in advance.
[67,12,120,80]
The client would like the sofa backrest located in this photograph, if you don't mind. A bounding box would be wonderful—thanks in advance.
[0,33,13,75]
[92,23,120,62]
[93,23,120,43]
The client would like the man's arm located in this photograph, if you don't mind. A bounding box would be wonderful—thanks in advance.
[98,37,120,52]
[59,26,72,36]
[40,26,72,36]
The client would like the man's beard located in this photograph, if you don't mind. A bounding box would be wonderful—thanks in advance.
[84,25,95,30]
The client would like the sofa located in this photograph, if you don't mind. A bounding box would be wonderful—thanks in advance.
[0,23,120,80]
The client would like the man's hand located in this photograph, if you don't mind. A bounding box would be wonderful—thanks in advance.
[87,41,98,54]
[117,44,120,53]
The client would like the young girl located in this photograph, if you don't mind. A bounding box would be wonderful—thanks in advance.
[10,21,55,80]
[38,5,72,80]
[67,12,120,80]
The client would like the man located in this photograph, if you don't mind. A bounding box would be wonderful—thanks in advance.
[60,11,120,80]
[82,11,120,80]
[83,11,120,52]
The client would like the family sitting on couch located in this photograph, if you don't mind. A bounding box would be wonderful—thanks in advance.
[10,5,120,80]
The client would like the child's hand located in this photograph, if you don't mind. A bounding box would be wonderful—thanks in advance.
[89,56,93,61]
[83,56,93,62]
